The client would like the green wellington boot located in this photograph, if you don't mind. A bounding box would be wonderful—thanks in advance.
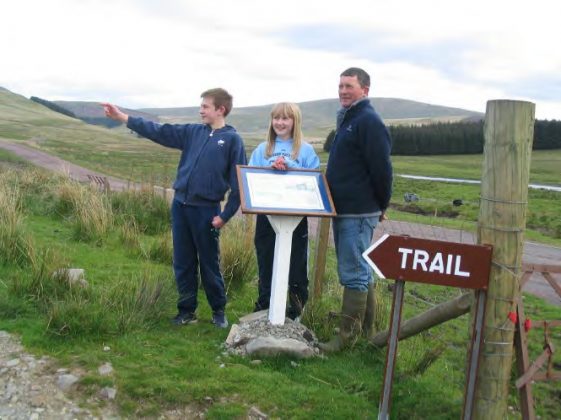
[362,282,376,339]
[319,288,368,353]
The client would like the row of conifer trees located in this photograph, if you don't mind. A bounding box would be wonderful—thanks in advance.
[324,119,561,155]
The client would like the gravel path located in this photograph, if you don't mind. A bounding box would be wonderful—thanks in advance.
[0,331,119,419]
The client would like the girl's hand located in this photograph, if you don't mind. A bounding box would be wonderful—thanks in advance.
[271,156,287,171]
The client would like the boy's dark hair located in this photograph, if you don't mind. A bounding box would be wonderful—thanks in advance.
[340,67,370,88]
[201,88,233,117]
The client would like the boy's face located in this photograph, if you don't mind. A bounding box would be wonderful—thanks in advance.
[199,97,224,125]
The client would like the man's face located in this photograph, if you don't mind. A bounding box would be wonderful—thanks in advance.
[199,97,224,125]
[338,75,369,108]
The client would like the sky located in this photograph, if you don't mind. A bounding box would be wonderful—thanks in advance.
[1,0,560,119]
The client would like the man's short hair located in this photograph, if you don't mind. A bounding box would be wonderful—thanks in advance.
[340,67,370,89]
[200,88,233,117]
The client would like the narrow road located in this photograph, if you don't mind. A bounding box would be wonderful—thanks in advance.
[2,139,560,305]
[0,139,134,191]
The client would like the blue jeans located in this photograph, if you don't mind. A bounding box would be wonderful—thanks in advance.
[332,216,379,292]
[171,201,226,314]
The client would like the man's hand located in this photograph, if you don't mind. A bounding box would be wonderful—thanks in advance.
[211,215,225,229]
[101,103,129,124]
[271,156,287,171]
[379,211,388,222]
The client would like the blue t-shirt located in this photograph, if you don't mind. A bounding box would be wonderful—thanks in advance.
[249,137,320,170]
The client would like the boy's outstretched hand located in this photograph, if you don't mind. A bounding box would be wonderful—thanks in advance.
[101,103,129,123]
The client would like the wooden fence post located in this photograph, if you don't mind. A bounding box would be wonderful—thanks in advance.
[244,213,254,249]
[310,217,331,302]
[472,100,535,419]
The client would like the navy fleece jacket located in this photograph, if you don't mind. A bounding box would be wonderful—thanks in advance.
[127,117,247,222]
[326,99,392,215]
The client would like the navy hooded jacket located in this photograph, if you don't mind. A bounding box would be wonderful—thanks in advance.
[326,99,392,215]
[127,117,247,222]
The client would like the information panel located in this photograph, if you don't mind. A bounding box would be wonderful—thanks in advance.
[236,165,336,217]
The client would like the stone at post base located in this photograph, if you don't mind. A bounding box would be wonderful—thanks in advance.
[224,310,320,359]
[246,336,315,359]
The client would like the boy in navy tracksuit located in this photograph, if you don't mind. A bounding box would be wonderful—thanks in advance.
[102,88,247,328]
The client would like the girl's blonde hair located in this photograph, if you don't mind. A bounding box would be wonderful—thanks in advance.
[266,102,303,160]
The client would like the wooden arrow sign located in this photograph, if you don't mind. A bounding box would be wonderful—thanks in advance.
[362,234,493,289]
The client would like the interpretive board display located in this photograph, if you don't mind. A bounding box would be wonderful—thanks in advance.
[236,165,336,217]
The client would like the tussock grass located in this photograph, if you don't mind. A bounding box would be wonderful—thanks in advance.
[52,180,82,218]
[119,219,141,251]
[106,273,173,334]
[404,340,446,377]
[373,280,391,333]
[70,185,113,243]
[301,298,339,339]
[146,231,173,264]
[36,176,115,242]
[111,189,169,235]
[11,247,77,304]
[1,167,71,217]
[0,180,36,267]
[46,271,174,337]
[46,299,114,337]
[220,216,256,292]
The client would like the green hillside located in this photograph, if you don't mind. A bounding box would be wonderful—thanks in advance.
[0,87,180,184]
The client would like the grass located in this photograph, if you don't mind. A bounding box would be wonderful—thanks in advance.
[388,176,561,243]
[0,166,560,419]
[315,149,561,187]
[1,89,560,416]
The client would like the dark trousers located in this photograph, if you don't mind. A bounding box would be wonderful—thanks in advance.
[171,200,226,314]
[254,214,309,318]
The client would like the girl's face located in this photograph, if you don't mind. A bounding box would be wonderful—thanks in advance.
[272,114,294,140]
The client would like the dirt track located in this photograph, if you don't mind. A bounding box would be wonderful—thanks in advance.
[0,139,133,191]
[1,139,560,306]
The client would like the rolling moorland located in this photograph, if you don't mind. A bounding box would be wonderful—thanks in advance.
[0,89,561,244]
[2,86,561,241]
[55,96,483,143]
[1,86,560,418]
[1,86,486,184]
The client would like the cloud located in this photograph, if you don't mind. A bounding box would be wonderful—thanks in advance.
[273,24,478,81]
[1,0,560,118]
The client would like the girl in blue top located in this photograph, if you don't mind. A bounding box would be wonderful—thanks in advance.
[249,102,320,320]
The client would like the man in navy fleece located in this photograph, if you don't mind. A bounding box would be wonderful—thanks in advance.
[320,68,393,351]
[102,88,246,328]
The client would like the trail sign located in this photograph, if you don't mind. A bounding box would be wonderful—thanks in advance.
[364,234,493,419]
[363,234,493,289]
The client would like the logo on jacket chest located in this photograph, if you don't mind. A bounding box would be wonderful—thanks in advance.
[217,139,225,147]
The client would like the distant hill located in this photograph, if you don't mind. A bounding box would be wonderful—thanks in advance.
[53,100,158,128]
[11,86,483,145]
[0,87,133,146]
[140,98,483,142]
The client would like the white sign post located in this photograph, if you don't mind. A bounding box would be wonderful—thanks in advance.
[236,166,336,326]
[267,215,303,325]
